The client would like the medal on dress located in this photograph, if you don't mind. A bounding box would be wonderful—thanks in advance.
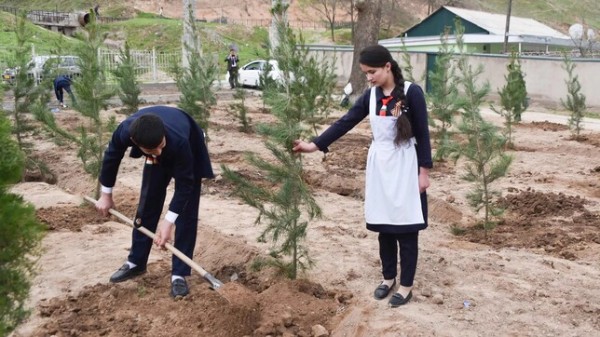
[392,103,402,117]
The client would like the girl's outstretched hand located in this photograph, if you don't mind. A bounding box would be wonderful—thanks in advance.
[293,140,318,153]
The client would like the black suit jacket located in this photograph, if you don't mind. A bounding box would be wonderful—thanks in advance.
[99,106,214,215]
[224,54,239,71]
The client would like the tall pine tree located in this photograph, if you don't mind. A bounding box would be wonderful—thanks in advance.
[222,18,336,279]
[447,22,512,238]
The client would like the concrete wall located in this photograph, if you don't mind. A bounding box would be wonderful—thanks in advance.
[306,46,600,109]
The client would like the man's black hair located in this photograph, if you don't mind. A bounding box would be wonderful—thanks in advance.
[129,114,165,149]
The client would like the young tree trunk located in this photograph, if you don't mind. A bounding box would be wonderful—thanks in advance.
[347,0,382,99]
[182,0,197,69]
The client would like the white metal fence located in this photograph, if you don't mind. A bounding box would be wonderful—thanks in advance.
[1,47,228,85]
[1,47,182,83]
[99,48,180,83]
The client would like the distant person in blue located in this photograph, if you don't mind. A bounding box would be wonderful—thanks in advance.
[53,75,75,108]
[94,106,214,298]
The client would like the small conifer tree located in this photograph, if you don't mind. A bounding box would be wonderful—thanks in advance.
[222,15,336,279]
[399,38,415,83]
[447,22,513,238]
[173,6,217,138]
[0,109,45,336]
[228,88,252,133]
[427,27,463,161]
[561,55,586,140]
[9,12,38,150]
[491,52,528,148]
[33,11,116,197]
[112,41,142,115]
[72,11,117,193]
[7,12,52,180]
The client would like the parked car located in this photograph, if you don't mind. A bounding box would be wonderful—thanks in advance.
[226,59,286,88]
[2,55,81,84]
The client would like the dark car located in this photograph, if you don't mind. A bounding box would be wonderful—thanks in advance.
[1,67,18,83]
[2,55,81,84]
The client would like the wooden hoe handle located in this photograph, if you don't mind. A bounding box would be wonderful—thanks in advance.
[83,195,224,289]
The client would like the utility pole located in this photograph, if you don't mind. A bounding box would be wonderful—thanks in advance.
[503,0,513,53]
[182,0,197,69]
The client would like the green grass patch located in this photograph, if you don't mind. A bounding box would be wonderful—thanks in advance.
[450,225,467,236]
[0,11,82,66]
[102,17,183,52]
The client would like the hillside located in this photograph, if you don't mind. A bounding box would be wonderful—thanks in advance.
[0,0,598,36]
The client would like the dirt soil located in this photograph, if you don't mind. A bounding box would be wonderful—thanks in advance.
[7,88,600,337]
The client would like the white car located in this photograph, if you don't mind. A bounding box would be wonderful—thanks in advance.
[2,55,80,84]
[226,59,285,88]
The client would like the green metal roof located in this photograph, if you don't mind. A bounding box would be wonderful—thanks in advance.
[401,6,568,39]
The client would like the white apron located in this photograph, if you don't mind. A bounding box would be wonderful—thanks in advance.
[364,82,424,225]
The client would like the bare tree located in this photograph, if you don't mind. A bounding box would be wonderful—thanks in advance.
[347,0,383,99]
[568,23,598,57]
[340,0,357,39]
[427,0,440,15]
[303,0,339,42]
[379,0,394,33]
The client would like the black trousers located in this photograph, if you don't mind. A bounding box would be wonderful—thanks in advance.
[128,160,201,276]
[54,84,72,103]
[228,67,238,88]
[378,231,419,287]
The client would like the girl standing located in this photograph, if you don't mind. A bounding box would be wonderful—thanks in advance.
[293,44,432,307]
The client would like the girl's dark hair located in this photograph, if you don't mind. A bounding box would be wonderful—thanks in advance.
[129,114,165,149]
[360,45,413,145]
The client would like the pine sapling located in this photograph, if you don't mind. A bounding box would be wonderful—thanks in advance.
[0,111,45,337]
[427,28,464,161]
[447,22,513,238]
[7,12,50,179]
[491,52,528,148]
[173,6,217,138]
[33,11,116,197]
[228,87,252,133]
[112,41,142,115]
[399,38,415,83]
[561,54,586,140]
[222,16,336,279]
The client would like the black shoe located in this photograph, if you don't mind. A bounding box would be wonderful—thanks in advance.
[374,279,396,300]
[389,291,413,307]
[109,263,146,283]
[171,278,189,298]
